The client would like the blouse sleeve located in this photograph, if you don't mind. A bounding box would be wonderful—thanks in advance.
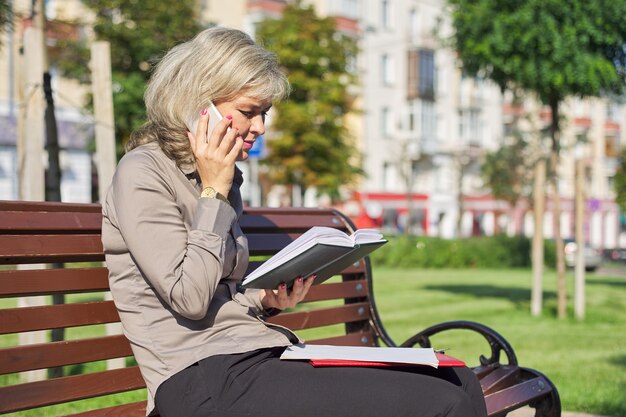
[106,150,236,320]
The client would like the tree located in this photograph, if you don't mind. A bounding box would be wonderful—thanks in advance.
[615,148,626,212]
[55,0,201,154]
[255,2,363,203]
[0,0,12,49]
[446,0,626,319]
[481,93,537,235]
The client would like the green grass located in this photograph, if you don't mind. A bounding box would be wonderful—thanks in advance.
[2,268,625,416]
[367,267,626,417]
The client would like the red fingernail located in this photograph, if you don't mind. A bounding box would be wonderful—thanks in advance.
[297,277,303,283]
[226,115,232,120]
[201,108,208,115]
[279,283,287,290]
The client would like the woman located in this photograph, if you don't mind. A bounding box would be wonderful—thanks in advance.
[102,27,487,417]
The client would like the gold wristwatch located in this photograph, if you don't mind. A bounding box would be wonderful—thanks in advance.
[200,186,230,205]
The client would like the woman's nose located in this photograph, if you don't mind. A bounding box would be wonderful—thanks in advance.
[249,115,266,136]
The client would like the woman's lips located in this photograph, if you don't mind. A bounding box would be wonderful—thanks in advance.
[243,141,254,150]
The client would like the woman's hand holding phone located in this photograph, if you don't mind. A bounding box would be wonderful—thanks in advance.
[187,105,243,197]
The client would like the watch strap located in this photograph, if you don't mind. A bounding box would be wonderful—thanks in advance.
[200,186,230,205]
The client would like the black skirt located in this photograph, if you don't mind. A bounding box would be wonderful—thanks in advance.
[155,346,487,417]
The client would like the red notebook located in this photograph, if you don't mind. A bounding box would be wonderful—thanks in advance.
[309,353,465,368]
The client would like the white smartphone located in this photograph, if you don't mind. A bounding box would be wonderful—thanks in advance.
[187,101,229,139]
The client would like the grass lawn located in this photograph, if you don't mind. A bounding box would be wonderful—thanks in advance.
[2,267,624,416]
[368,266,626,417]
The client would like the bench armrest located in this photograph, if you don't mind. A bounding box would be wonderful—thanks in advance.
[399,320,518,367]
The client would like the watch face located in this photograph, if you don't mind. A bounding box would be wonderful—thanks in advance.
[201,187,217,199]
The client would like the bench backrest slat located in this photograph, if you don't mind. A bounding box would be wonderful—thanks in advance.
[0,235,104,264]
[66,402,148,417]
[239,212,345,230]
[0,268,109,297]
[307,331,377,346]
[0,201,380,417]
[0,335,132,375]
[0,367,145,414]
[268,302,372,330]
[299,279,369,303]
[0,301,119,334]
[0,211,102,232]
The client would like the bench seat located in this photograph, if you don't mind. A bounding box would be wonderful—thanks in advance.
[0,200,560,416]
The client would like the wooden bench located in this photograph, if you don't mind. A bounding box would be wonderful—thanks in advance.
[0,200,560,417]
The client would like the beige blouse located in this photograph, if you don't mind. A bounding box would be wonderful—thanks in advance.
[102,142,298,416]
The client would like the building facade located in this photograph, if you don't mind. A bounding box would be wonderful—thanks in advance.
[1,0,624,249]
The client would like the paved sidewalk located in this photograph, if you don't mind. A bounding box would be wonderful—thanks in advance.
[508,407,607,417]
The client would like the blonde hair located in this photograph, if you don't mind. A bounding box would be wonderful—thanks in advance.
[126,26,290,165]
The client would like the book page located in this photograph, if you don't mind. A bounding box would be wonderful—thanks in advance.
[351,228,384,243]
[280,344,439,368]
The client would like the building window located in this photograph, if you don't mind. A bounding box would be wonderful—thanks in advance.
[606,134,619,158]
[419,49,435,99]
[407,48,435,100]
[421,101,436,141]
[381,53,394,85]
[330,0,359,19]
[459,108,481,145]
[381,0,391,29]
[381,106,393,137]
[607,101,620,121]
[383,161,397,190]
[409,8,418,41]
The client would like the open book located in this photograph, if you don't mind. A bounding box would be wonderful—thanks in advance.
[280,344,465,368]
[240,226,387,289]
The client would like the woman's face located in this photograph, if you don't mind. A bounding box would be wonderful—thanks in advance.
[215,95,272,161]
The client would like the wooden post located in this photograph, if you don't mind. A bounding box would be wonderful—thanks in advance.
[574,157,586,320]
[20,30,45,201]
[531,159,545,316]
[91,41,117,200]
[17,21,47,383]
[91,41,124,370]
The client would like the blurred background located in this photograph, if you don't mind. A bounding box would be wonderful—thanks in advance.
[1,0,625,255]
[1,1,625,415]
[1,0,626,247]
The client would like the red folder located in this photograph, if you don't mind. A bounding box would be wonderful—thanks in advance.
[309,353,465,368]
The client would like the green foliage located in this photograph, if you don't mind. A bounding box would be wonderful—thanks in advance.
[0,0,11,49]
[481,136,532,207]
[446,0,626,104]
[447,0,626,296]
[369,234,558,269]
[614,148,626,212]
[55,0,201,153]
[255,3,363,200]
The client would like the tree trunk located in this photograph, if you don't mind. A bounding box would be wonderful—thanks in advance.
[549,99,567,319]
[456,160,465,237]
[531,159,545,316]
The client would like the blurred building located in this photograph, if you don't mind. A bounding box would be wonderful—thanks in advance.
[0,0,95,202]
[204,0,626,249]
[1,0,624,249]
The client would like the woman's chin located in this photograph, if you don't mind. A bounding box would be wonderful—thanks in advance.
[237,150,250,162]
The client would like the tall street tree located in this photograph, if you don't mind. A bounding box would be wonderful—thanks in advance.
[614,148,626,213]
[56,0,200,155]
[255,2,363,203]
[0,0,11,49]
[446,0,626,319]
[481,136,534,233]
